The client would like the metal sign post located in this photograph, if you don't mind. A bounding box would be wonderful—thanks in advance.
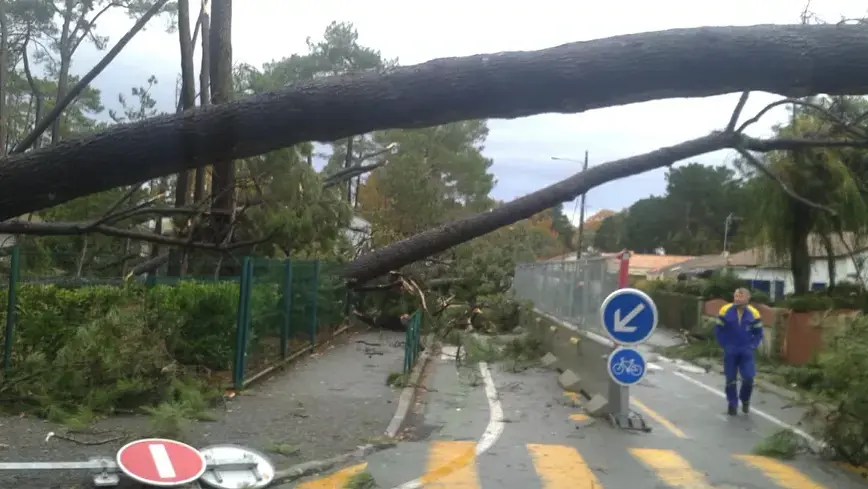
[600,254,658,432]
[0,438,275,488]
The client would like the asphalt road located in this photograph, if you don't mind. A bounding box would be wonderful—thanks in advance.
[295,349,867,489]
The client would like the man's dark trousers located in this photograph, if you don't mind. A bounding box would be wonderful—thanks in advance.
[723,350,755,408]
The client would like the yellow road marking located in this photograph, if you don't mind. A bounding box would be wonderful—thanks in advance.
[837,461,868,479]
[528,443,602,489]
[296,463,367,489]
[421,440,480,488]
[631,398,688,439]
[569,336,580,344]
[736,454,827,489]
[563,392,588,421]
[630,448,713,488]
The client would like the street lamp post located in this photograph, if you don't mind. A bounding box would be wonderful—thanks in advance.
[552,152,589,260]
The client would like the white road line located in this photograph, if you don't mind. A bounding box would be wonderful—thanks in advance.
[476,362,506,454]
[148,443,176,479]
[391,362,504,489]
[671,371,824,450]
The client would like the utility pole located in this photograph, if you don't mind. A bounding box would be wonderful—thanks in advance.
[575,151,589,260]
[723,213,733,257]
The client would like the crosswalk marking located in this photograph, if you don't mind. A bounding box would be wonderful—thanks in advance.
[562,392,589,422]
[295,462,367,489]
[296,443,837,489]
[630,448,714,488]
[421,440,480,488]
[736,454,826,489]
[631,398,688,439]
[527,443,601,489]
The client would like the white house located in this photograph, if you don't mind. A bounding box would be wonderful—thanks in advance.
[726,233,868,300]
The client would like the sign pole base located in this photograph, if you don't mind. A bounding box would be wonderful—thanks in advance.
[608,411,651,432]
[606,382,651,433]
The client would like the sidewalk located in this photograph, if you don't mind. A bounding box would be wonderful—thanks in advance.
[0,329,408,488]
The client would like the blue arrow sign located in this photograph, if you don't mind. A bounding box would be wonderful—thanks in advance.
[607,347,647,386]
[600,288,658,345]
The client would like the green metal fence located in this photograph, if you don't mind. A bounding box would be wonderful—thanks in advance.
[403,309,423,374]
[0,247,349,390]
[232,257,347,388]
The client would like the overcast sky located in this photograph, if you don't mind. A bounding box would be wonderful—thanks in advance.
[71,0,867,225]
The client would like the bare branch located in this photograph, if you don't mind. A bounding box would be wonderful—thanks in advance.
[0,219,265,250]
[323,161,385,188]
[11,0,171,154]
[69,2,122,56]
[91,183,147,226]
[323,144,399,188]
[737,97,868,139]
[740,135,868,152]
[735,148,835,215]
[726,91,751,132]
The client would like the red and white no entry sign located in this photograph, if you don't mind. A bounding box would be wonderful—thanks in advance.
[116,438,207,487]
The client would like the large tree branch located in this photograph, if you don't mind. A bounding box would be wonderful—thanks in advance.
[344,128,868,283]
[5,24,868,220]
[0,219,267,250]
[342,132,735,283]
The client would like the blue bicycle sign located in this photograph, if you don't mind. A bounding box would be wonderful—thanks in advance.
[607,347,647,386]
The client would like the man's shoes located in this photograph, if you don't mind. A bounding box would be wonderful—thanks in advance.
[727,405,738,416]
[742,402,750,414]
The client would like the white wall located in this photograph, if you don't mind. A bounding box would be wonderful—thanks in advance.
[731,249,868,298]
[732,267,793,300]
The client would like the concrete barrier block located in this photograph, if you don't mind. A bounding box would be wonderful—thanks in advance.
[557,369,582,392]
[540,352,559,369]
[584,394,609,417]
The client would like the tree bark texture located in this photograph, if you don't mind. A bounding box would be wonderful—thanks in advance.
[192,11,211,203]
[207,0,234,213]
[2,25,868,221]
[174,0,197,209]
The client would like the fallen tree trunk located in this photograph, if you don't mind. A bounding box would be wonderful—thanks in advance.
[344,133,731,283]
[2,24,868,220]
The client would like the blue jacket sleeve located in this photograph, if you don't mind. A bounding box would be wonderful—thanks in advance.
[750,319,764,349]
[748,306,764,349]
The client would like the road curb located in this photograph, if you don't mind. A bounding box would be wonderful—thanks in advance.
[384,343,432,438]
[271,442,397,486]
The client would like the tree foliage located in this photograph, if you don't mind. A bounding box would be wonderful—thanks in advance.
[593,163,747,255]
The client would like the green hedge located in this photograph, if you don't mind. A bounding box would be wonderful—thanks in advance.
[0,268,345,416]
[9,282,238,371]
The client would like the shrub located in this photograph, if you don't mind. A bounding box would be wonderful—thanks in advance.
[0,259,346,420]
[700,271,749,300]
[803,315,868,465]
[147,281,238,370]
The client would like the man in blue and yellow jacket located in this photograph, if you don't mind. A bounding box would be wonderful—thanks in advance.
[715,288,764,416]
